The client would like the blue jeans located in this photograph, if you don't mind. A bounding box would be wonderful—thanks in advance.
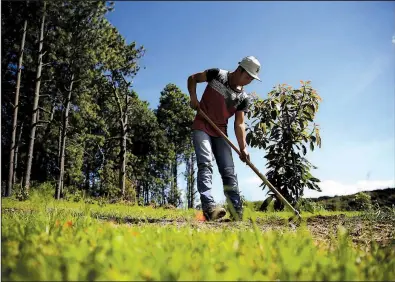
[192,130,242,213]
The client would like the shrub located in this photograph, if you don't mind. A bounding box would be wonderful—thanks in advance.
[246,81,322,210]
[354,192,372,211]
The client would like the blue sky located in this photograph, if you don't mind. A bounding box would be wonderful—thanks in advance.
[107,1,395,203]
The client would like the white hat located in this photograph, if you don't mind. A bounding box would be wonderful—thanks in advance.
[238,56,261,81]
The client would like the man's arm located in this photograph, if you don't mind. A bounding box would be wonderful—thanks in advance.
[234,111,250,162]
[187,71,207,110]
[187,68,219,110]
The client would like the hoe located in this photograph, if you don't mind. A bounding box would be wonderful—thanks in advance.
[198,108,302,228]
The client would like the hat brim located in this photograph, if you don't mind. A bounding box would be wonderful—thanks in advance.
[245,69,261,81]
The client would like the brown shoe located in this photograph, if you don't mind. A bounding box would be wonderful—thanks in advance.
[203,206,227,221]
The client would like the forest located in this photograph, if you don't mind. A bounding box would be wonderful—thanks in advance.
[2,1,198,207]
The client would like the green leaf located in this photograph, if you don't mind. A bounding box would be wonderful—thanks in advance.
[306,182,314,190]
[310,142,314,151]
[246,133,251,145]
[265,153,275,161]
[271,110,277,120]
[281,99,287,109]
[310,135,316,142]
[303,110,313,122]
[302,145,307,156]
[260,122,267,133]
[310,177,320,182]
[262,142,267,149]
[299,120,304,130]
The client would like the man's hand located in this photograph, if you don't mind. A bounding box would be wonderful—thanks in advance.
[190,96,200,111]
[240,148,250,163]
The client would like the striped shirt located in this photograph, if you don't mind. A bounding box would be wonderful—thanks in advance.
[192,68,251,137]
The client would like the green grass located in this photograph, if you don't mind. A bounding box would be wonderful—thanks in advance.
[1,197,361,223]
[2,197,394,281]
[2,197,196,221]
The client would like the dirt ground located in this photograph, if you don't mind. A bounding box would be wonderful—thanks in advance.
[303,214,394,247]
[118,214,395,249]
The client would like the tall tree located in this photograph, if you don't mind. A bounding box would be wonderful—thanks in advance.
[24,1,47,193]
[100,24,145,196]
[155,83,195,207]
[74,71,109,196]
[125,98,174,205]
[185,151,198,209]
[6,1,29,197]
[2,1,44,192]
[51,1,114,199]
[110,74,133,197]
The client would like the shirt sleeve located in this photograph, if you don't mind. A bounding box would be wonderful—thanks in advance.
[205,68,220,82]
[236,94,251,113]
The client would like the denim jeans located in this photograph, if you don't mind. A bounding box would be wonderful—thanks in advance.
[192,130,242,214]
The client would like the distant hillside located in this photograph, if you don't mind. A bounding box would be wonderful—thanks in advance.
[247,188,395,212]
[307,188,395,211]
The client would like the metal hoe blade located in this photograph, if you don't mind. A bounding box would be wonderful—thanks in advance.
[198,109,302,226]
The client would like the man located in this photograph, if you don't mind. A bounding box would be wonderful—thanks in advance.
[187,56,261,221]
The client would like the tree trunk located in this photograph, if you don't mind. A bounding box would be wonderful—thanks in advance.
[7,16,28,197]
[100,176,103,196]
[56,73,74,199]
[189,155,194,208]
[145,185,148,205]
[111,79,128,198]
[190,152,197,208]
[42,101,56,141]
[186,153,197,209]
[142,182,146,205]
[85,153,90,191]
[119,117,127,197]
[136,180,140,204]
[24,1,46,192]
[169,162,173,197]
[185,155,191,208]
[174,157,178,206]
[91,175,95,192]
[167,158,179,207]
[187,175,191,208]
[162,186,165,206]
[168,162,173,204]
[13,121,24,186]
[58,121,62,164]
